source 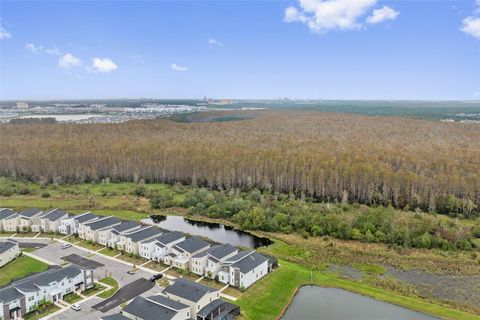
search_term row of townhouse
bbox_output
[0,208,71,233]
[1,208,272,289]
[102,278,240,320]
[0,265,94,320]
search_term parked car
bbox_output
[71,304,81,311]
[150,273,163,282]
[61,243,72,249]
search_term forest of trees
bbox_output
[148,187,480,251]
[0,111,479,216]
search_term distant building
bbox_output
[15,102,29,109]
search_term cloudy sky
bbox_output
[0,0,479,100]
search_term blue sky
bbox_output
[0,0,479,100]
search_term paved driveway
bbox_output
[62,253,104,269]
[93,278,156,312]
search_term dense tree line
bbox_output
[0,111,479,216]
[148,187,480,251]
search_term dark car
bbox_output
[150,273,163,282]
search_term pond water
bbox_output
[141,215,272,248]
[282,286,439,320]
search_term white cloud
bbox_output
[45,47,62,56]
[26,43,63,55]
[461,16,480,39]
[58,53,81,68]
[91,57,118,73]
[0,24,12,39]
[367,6,399,24]
[171,63,188,71]
[284,0,379,33]
[208,38,224,47]
[25,43,44,53]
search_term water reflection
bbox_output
[282,286,439,320]
[143,215,272,248]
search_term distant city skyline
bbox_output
[1,0,479,100]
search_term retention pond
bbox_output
[282,286,439,320]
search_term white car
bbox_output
[71,304,81,311]
[61,243,72,249]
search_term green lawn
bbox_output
[97,277,119,299]
[98,247,121,257]
[63,292,82,304]
[24,303,60,320]
[76,240,103,251]
[236,260,480,320]
[83,283,105,296]
[0,255,49,286]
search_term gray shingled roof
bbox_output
[154,231,185,245]
[174,236,210,254]
[0,209,17,219]
[231,251,268,274]
[0,287,24,304]
[225,250,252,263]
[101,314,130,320]
[18,208,43,218]
[123,296,179,320]
[74,212,98,223]
[208,244,238,260]
[86,216,121,231]
[146,295,189,310]
[197,299,239,318]
[43,209,68,221]
[128,226,163,242]
[12,265,83,292]
[163,278,217,303]
[0,240,17,254]
[112,221,140,233]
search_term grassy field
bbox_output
[236,260,480,320]
[97,277,119,299]
[0,255,49,286]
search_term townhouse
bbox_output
[117,226,163,255]
[222,251,269,289]
[0,265,94,320]
[0,239,20,267]
[162,278,239,319]
[121,295,191,320]
[166,237,211,270]
[191,244,238,277]
[139,231,185,261]
[79,216,122,243]
[38,209,70,233]
[58,211,99,235]
[17,208,43,232]
[0,209,19,233]
[99,220,141,247]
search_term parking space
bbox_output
[62,254,104,270]
[18,242,48,249]
[93,278,156,312]
[50,297,121,320]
